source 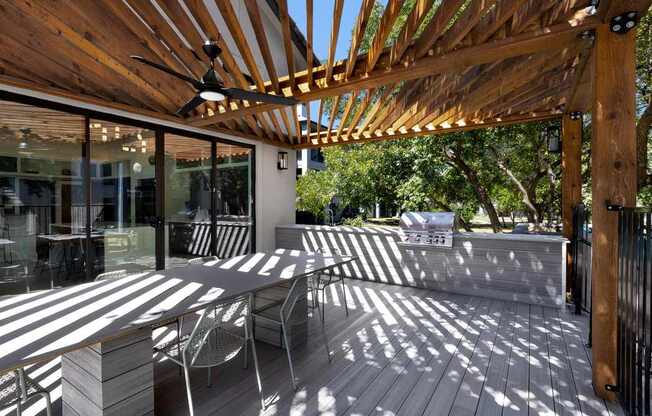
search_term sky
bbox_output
[286,1,387,126]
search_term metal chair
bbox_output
[309,249,349,323]
[187,255,220,265]
[155,294,264,415]
[94,269,128,282]
[252,275,331,390]
[0,368,52,416]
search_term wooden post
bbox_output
[561,114,583,294]
[591,23,637,400]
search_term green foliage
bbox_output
[343,216,366,227]
[296,170,335,221]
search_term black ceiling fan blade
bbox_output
[176,95,206,117]
[130,55,202,89]
[221,88,298,106]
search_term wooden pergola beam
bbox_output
[196,16,599,126]
[297,111,561,148]
[591,22,638,401]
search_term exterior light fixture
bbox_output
[542,125,561,153]
[122,146,130,152]
[102,134,108,142]
[611,12,638,34]
[277,151,288,170]
[199,90,225,101]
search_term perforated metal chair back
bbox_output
[183,297,248,368]
[94,269,128,282]
[0,368,52,415]
[187,256,220,265]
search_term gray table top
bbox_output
[0,249,355,373]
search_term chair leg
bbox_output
[315,299,332,363]
[183,366,195,416]
[248,316,265,410]
[207,367,212,388]
[340,278,349,317]
[281,322,298,390]
[176,320,182,377]
[38,391,52,416]
[320,287,326,324]
[243,319,249,369]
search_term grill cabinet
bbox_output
[399,212,455,248]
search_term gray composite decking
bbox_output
[3,280,622,416]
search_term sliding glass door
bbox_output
[163,134,213,268]
[89,119,157,277]
[0,95,255,294]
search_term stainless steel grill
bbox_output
[399,212,455,248]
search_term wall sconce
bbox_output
[277,151,288,170]
[542,125,561,153]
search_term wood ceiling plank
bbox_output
[104,0,197,80]
[244,0,280,92]
[390,0,437,66]
[204,15,598,123]
[306,0,314,87]
[345,0,376,79]
[10,0,180,112]
[335,92,358,141]
[326,0,345,82]
[316,99,324,142]
[355,86,396,138]
[276,0,296,91]
[344,89,375,141]
[325,95,341,142]
[412,0,467,59]
[435,0,499,53]
[122,0,205,79]
[183,0,269,140]
[215,0,266,91]
[366,0,406,73]
[468,0,528,45]
[300,112,560,147]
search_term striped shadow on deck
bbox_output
[1,281,622,416]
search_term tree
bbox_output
[296,170,335,221]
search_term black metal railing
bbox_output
[572,204,593,317]
[617,208,651,416]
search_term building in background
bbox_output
[296,104,325,177]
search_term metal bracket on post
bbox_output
[610,12,638,34]
[606,203,623,212]
[605,384,619,393]
[569,111,582,121]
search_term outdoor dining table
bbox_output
[0,249,355,416]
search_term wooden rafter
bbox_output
[0,0,635,149]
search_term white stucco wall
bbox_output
[254,143,296,251]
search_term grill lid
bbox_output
[399,212,455,232]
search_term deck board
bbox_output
[0,280,624,416]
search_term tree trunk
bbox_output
[490,150,542,230]
[445,151,502,233]
[637,101,652,188]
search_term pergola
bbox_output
[0,0,650,403]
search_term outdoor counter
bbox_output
[276,224,567,307]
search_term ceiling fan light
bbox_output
[199,90,225,101]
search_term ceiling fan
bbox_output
[131,40,298,117]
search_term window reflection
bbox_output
[0,100,85,295]
[89,120,156,276]
[164,135,212,268]
[215,143,253,258]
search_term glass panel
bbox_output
[164,134,212,268]
[0,99,85,295]
[89,119,156,277]
[216,143,253,258]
